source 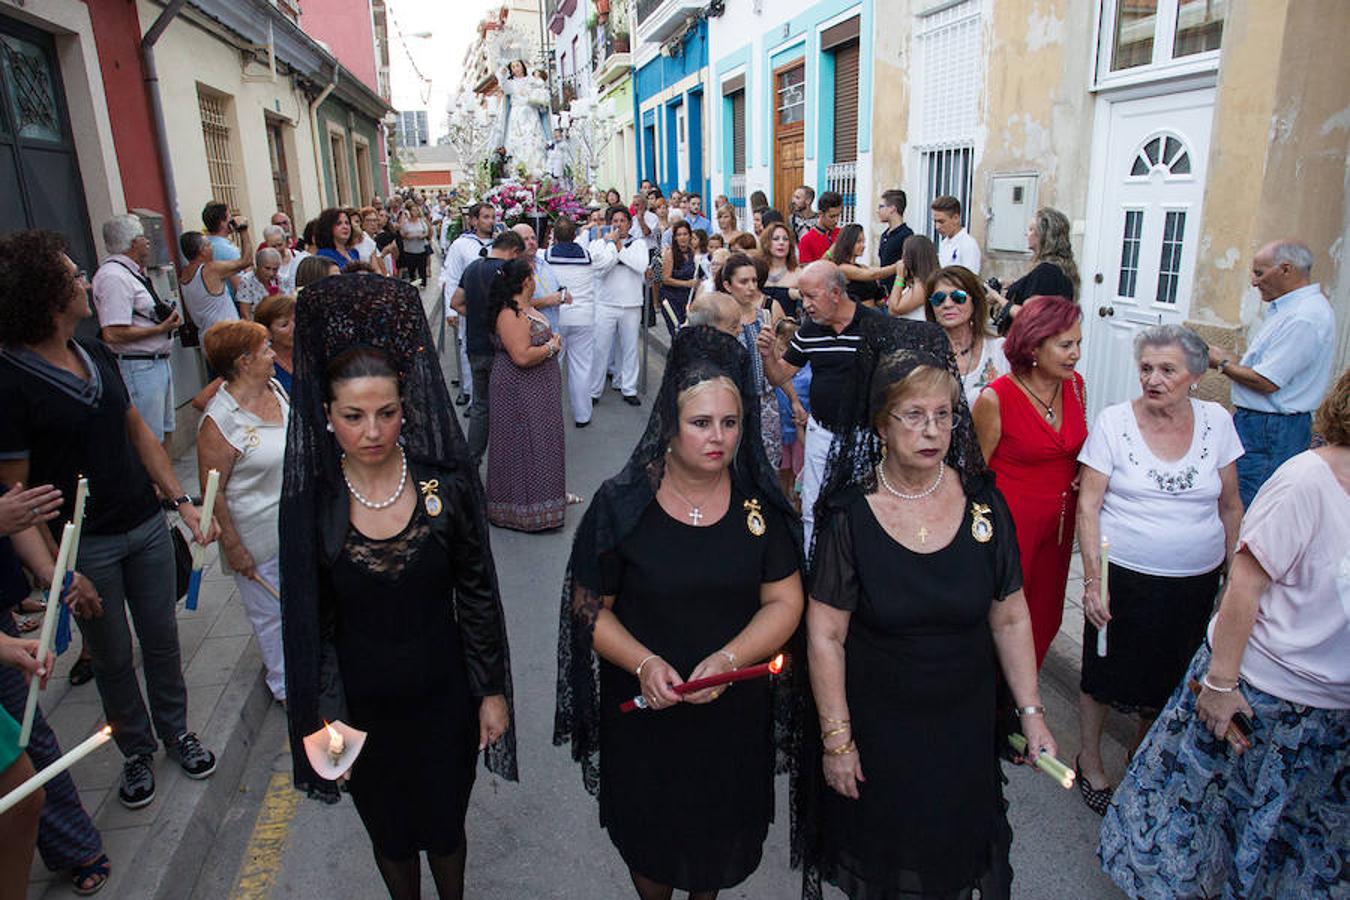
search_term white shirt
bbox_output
[90,254,174,355]
[939,228,982,274]
[638,211,662,253]
[588,237,649,309]
[1232,282,1336,414]
[440,232,493,319]
[354,234,379,263]
[543,243,597,328]
[1079,399,1243,577]
[961,336,1009,408]
[201,380,289,565]
[1214,450,1350,708]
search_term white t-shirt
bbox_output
[1214,451,1350,708]
[938,228,982,274]
[1078,399,1243,577]
[961,336,1008,408]
[355,234,379,263]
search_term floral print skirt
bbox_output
[1099,644,1349,900]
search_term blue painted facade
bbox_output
[632,18,710,200]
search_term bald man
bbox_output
[686,291,740,337]
[513,222,568,333]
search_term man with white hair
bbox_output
[236,247,281,320]
[91,214,182,450]
[1208,239,1336,505]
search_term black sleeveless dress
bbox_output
[597,487,798,891]
[333,508,479,860]
[811,484,1022,898]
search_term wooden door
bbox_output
[266,119,294,225]
[772,61,805,216]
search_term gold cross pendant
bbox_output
[917,526,929,544]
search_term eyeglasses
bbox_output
[889,410,960,431]
[74,269,88,283]
[928,290,969,306]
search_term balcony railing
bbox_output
[825,161,858,226]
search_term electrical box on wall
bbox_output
[986,174,1038,252]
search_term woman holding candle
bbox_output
[1099,368,1349,899]
[972,295,1087,667]
[801,316,1057,899]
[555,326,804,900]
[197,321,291,704]
[281,274,516,900]
[1073,325,1243,815]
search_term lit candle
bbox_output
[620,654,785,713]
[325,721,345,764]
[19,523,74,748]
[1007,733,1075,789]
[0,725,112,814]
[1097,538,1110,657]
[185,469,220,611]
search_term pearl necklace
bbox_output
[341,448,408,510]
[876,460,945,501]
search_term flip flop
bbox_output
[14,612,42,633]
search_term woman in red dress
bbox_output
[972,295,1086,666]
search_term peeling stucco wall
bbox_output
[867,3,913,223]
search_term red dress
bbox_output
[986,373,1087,666]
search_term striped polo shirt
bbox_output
[782,303,882,432]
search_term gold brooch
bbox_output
[744,498,766,537]
[970,502,993,543]
[419,479,442,517]
[243,426,261,448]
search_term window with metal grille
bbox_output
[729,89,745,174]
[832,39,859,164]
[1117,209,1143,298]
[1156,210,1186,304]
[197,89,238,213]
[912,0,981,237]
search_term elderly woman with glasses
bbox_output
[1072,325,1243,814]
[924,265,1009,407]
[197,321,290,704]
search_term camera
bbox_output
[985,277,1002,293]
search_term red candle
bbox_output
[620,654,785,713]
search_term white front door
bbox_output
[676,104,689,189]
[1083,88,1214,420]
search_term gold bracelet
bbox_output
[819,716,850,726]
[821,725,851,740]
[823,741,857,756]
[635,654,659,679]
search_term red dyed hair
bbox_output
[1003,295,1081,374]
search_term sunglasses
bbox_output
[928,289,969,306]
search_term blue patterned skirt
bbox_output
[1099,644,1349,899]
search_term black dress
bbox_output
[811,484,1022,898]
[332,508,479,861]
[999,262,1075,335]
[597,486,798,891]
[763,284,798,319]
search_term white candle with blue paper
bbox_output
[19,522,74,748]
[1096,538,1109,657]
[0,725,112,814]
[185,469,220,611]
[54,476,88,656]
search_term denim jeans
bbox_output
[1233,408,1312,507]
[466,353,495,464]
[118,356,174,440]
[75,513,187,758]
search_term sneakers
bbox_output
[166,732,217,780]
[118,754,155,809]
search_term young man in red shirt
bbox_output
[797,191,842,265]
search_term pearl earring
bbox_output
[326,422,335,433]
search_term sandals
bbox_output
[71,853,110,895]
[1076,755,1114,816]
[566,493,585,506]
[14,612,42,633]
[70,656,95,686]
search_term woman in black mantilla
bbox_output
[280,274,517,900]
[798,315,1060,899]
[555,326,805,900]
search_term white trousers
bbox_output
[592,305,640,398]
[233,555,285,701]
[559,322,596,424]
[800,415,835,550]
[456,321,473,400]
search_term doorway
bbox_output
[1083,88,1214,419]
[772,60,805,217]
[265,118,293,226]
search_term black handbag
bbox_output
[170,524,192,601]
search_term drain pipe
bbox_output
[141,0,189,255]
[310,64,340,206]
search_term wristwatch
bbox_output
[169,495,192,510]
[1217,358,1230,374]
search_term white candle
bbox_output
[66,477,88,573]
[1097,538,1110,657]
[326,722,345,763]
[0,725,112,815]
[19,523,74,747]
[190,469,221,572]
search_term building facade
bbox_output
[633,1,709,200]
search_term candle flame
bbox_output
[768,654,785,675]
[324,721,339,741]
[100,725,112,737]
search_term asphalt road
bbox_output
[190,311,1127,900]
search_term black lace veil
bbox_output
[280,273,517,792]
[553,325,806,807]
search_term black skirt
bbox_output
[1080,562,1222,715]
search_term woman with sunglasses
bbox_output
[924,266,1009,407]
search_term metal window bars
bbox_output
[197,91,239,214]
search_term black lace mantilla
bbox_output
[553,326,808,854]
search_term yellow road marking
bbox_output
[231,771,301,899]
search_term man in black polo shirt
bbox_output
[759,260,883,546]
[876,189,914,293]
[451,229,524,464]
